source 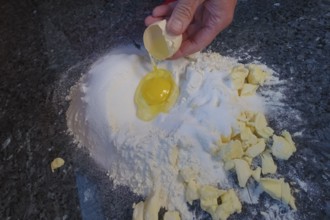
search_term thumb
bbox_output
[167,0,202,35]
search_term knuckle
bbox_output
[175,3,194,20]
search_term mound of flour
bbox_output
[66,46,290,219]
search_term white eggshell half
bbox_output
[143,19,182,60]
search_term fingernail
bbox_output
[168,19,183,35]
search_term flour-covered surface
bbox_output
[0,0,329,220]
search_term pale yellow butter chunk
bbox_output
[132,201,144,220]
[246,139,266,158]
[199,185,226,213]
[254,113,268,129]
[144,189,162,220]
[164,211,181,220]
[234,159,252,187]
[282,130,296,152]
[242,156,253,165]
[210,189,242,220]
[224,160,235,171]
[261,151,277,174]
[247,64,269,85]
[230,64,249,90]
[239,122,258,145]
[260,178,297,210]
[281,181,297,210]
[271,134,296,160]
[240,83,259,96]
[256,126,274,139]
[251,166,261,182]
[219,140,244,162]
[185,180,200,205]
[51,157,65,172]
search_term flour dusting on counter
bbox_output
[66,46,299,219]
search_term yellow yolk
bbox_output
[134,68,179,121]
[141,77,172,105]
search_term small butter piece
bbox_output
[51,157,65,172]
[224,160,235,171]
[132,201,144,220]
[260,178,297,210]
[144,189,162,220]
[234,159,252,187]
[256,126,274,139]
[281,130,296,152]
[251,166,262,182]
[247,64,268,85]
[199,185,226,213]
[245,139,266,158]
[254,113,268,129]
[230,65,249,90]
[211,189,242,220]
[239,123,258,145]
[240,83,259,96]
[185,180,200,205]
[164,211,181,220]
[271,134,295,160]
[261,151,277,174]
[219,140,244,162]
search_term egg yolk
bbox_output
[141,77,172,105]
[134,67,179,121]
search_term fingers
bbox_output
[152,4,172,17]
[144,16,164,26]
[167,0,204,35]
[171,25,217,59]
[144,4,174,26]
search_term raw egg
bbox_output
[134,68,179,121]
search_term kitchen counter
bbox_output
[1,0,329,219]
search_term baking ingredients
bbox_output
[134,67,179,121]
[50,157,65,172]
[260,178,297,210]
[271,131,296,160]
[66,46,298,219]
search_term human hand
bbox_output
[145,0,237,59]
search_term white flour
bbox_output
[66,46,296,219]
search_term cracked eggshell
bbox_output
[143,19,182,60]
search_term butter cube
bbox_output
[251,167,261,182]
[240,83,259,96]
[234,159,252,187]
[219,140,244,162]
[230,65,249,90]
[211,189,242,220]
[185,180,200,205]
[51,157,65,172]
[132,201,144,220]
[256,126,274,139]
[261,151,277,174]
[271,134,295,160]
[259,178,297,210]
[144,189,162,220]
[247,64,268,85]
[164,211,181,220]
[245,139,266,158]
[239,123,258,145]
[199,185,226,213]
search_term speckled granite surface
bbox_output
[0,0,329,219]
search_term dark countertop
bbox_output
[0,0,329,219]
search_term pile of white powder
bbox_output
[66,46,297,219]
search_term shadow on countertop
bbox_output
[0,0,329,219]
